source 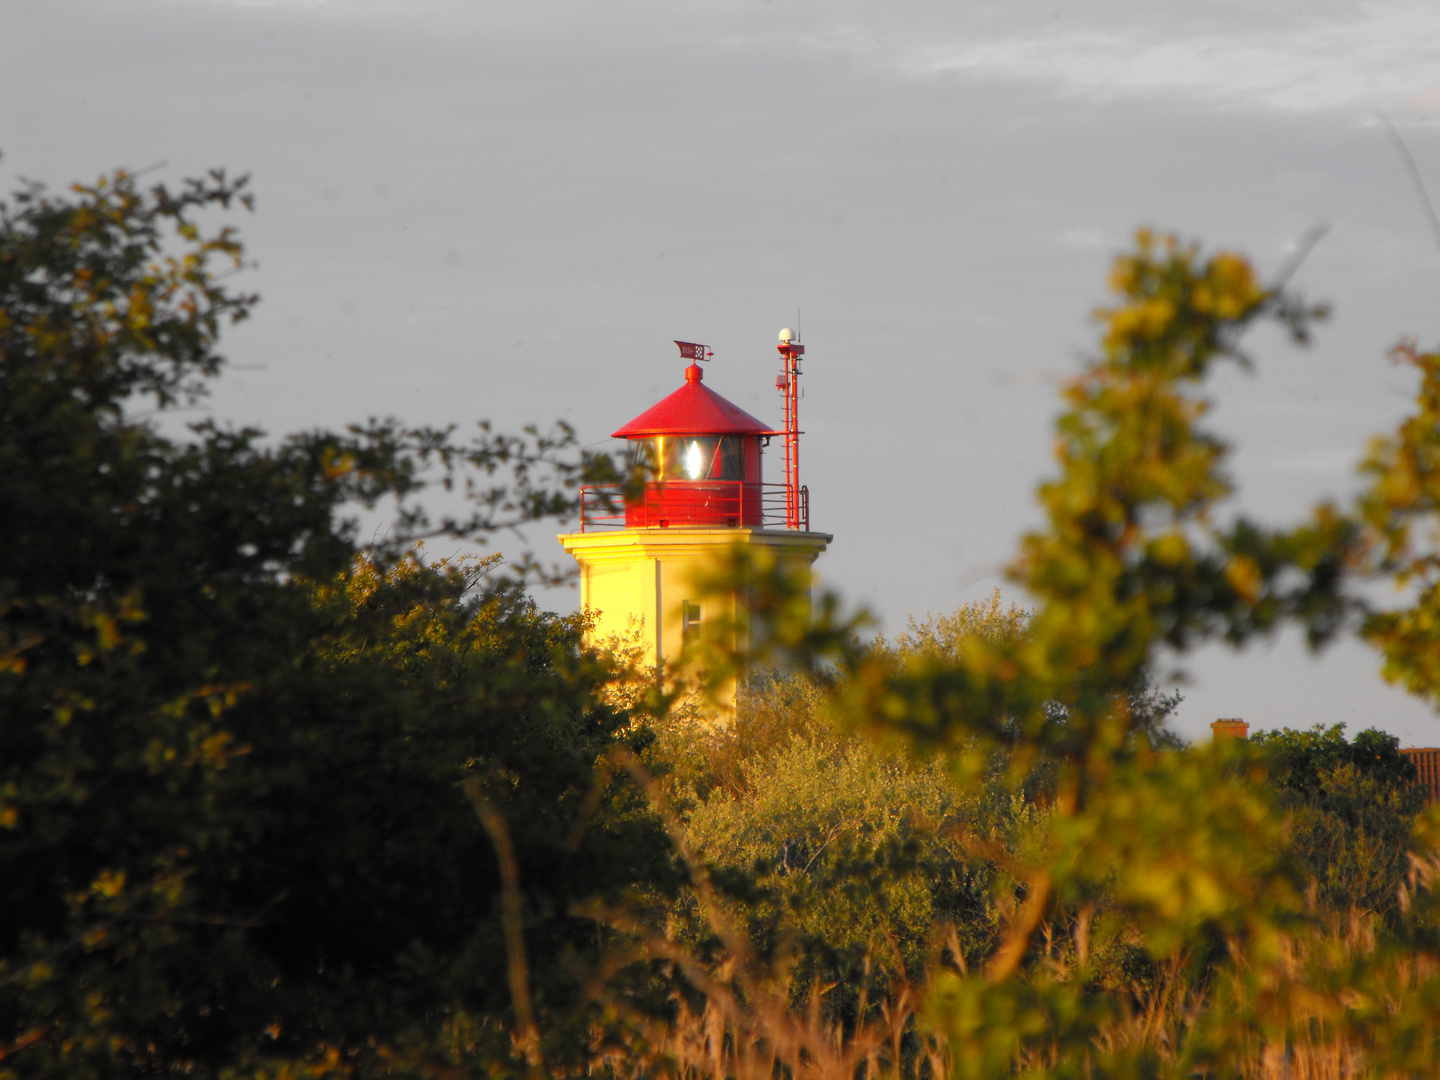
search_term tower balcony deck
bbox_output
[579,481,808,532]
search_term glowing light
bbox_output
[684,441,704,479]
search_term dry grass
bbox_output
[578,749,948,1080]
[588,960,944,1080]
[1079,888,1439,1080]
[473,753,1440,1079]
[583,891,1437,1079]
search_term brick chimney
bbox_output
[1211,718,1249,741]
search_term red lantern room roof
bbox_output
[611,363,772,438]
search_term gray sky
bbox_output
[6,0,1440,743]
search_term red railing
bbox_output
[758,483,808,532]
[579,482,808,532]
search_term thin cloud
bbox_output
[791,4,1440,117]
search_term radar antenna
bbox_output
[776,328,807,531]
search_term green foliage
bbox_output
[649,671,835,803]
[0,168,661,1078]
[1250,723,1418,797]
[855,234,1440,1075]
[688,736,969,970]
[1250,725,1423,918]
[664,230,1440,1077]
[861,235,1343,766]
[677,680,1038,980]
[890,589,1033,659]
[1357,342,1440,706]
[11,159,1440,1080]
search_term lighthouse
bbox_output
[558,331,832,712]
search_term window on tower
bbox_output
[629,435,744,481]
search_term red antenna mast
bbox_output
[776,328,807,530]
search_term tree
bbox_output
[674,671,1040,1010]
[0,167,660,1078]
[841,235,1440,1076]
[13,162,1440,1079]
[1249,724,1423,916]
[647,232,1440,1077]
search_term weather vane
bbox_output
[673,340,712,362]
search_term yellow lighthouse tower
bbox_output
[558,332,831,712]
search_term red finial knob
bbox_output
[685,363,703,383]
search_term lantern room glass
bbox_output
[629,435,744,481]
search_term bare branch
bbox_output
[1378,110,1440,264]
[461,778,546,1074]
